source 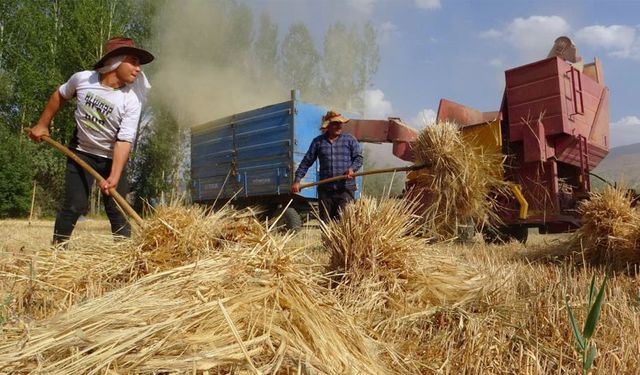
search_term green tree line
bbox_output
[0,0,383,218]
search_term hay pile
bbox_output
[571,185,640,269]
[0,204,267,320]
[0,234,395,374]
[408,121,507,240]
[135,204,266,272]
[324,197,491,307]
[322,196,499,370]
[6,207,640,373]
[0,197,501,373]
[0,237,135,320]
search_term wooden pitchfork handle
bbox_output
[34,133,144,227]
[298,163,430,190]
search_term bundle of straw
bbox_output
[0,204,267,321]
[408,121,507,240]
[135,204,265,272]
[0,233,396,374]
[321,196,496,368]
[0,237,136,320]
[571,185,640,268]
[323,196,495,308]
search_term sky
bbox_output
[250,0,640,148]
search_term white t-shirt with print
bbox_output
[59,71,142,159]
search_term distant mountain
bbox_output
[604,143,640,158]
[593,143,640,188]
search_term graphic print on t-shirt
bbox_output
[81,92,115,131]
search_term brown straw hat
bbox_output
[320,110,350,130]
[94,37,155,69]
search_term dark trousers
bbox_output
[318,188,355,222]
[53,150,131,243]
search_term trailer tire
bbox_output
[273,207,302,232]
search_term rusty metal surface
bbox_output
[342,118,418,162]
[505,56,609,154]
[436,99,499,126]
[342,119,390,142]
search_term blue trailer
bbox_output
[190,91,361,229]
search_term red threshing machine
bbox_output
[342,37,610,243]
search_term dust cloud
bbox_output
[150,1,288,127]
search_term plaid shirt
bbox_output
[294,133,363,190]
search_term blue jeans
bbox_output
[53,150,130,243]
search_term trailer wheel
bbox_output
[482,226,528,244]
[272,207,302,232]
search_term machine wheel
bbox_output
[272,207,302,232]
[482,226,528,244]
[509,226,529,244]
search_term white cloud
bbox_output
[506,16,571,59]
[575,25,635,50]
[481,16,571,60]
[379,21,399,44]
[415,0,441,10]
[483,18,640,61]
[611,42,640,60]
[408,108,437,129]
[575,25,640,60]
[611,116,640,147]
[347,0,377,15]
[363,89,393,119]
[613,116,640,127]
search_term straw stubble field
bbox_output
[1,123,638,374]
[1,209,639,374]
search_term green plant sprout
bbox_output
[565,275,607,374]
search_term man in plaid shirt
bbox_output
[292,110,363,222]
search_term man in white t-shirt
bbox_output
[28,37,154,244]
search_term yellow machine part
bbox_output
[509,184,529,219]
[459,118,503,155]
[459,120,529,219]
[460,118,505,181]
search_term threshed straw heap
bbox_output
[0,236,134,320]
[569,184,640,269]
[408,121,508,240]
[0,204,266,321]
[0,195,506,373]
[322,196,500,371]
[136,203,266,272]
[0,234,395,374]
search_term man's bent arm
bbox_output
[29,89,68,141]
[294,140,319,182]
